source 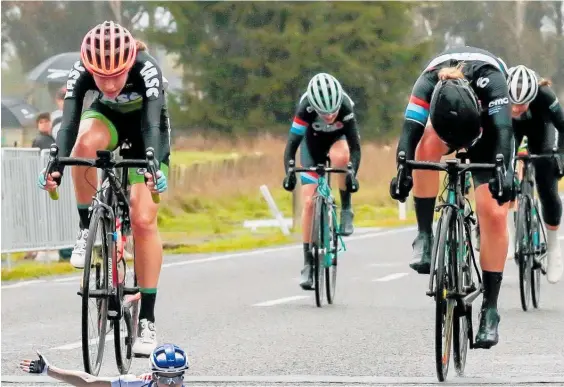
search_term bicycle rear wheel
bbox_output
[326,205,338,304]
[531,200,542,309]
[81,207,110,375]
[434,207,456,382]
[311,196,325,308]
[516,196,532,311]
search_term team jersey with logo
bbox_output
[397,45,514,170]
[56,50,168,164]
[512,83,564,149]
[284,92,361,173]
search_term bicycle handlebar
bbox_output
[395,151,506,200]
[515,149,564,179]
[44,144,161,204]
[286,159,353,176]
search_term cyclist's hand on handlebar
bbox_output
[145,170,168,194]
[389,174,413,202]
[283,172,297,192]
[345,172,359,193]
[37,169,61,192]
[488,171,514,205]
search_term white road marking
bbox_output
[252,296,309,307]
[1,280,46,289]
[53,277,80,282]
[372,272,409,282]
[52,335,112,351]
[2,226,418,290]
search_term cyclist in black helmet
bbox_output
[390,46,515,349]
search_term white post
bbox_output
[259,185,290,236]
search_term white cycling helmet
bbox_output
[507,65,539,105]
[306,73,344,115]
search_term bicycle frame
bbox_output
[291,160,351,266]
[395,151,504,307]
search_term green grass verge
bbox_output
[2,186,416,281]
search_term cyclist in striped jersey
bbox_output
[390,46,514,348]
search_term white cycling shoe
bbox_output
[132,319,158,357]
[70,229,89,269]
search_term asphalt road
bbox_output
[2,226,564,386]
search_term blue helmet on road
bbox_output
[150,343,189,374]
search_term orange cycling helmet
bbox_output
[81,21,137,77]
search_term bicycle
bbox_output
[512,148,561,311]
[43,144,160,375]
[394,150,504,382]
[286,159,351,307]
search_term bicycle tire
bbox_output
[326,204,338,304]
[531,200,542,309]
[517,195,532,311]
[453,216,470,376]
[81,207,110,376]
[311,195,325,308]
[434,207,455,382]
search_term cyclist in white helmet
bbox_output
[505,64,564,283]
[282,72,361,290]
[20,343,189,386]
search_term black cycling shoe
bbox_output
[474,306,500,349]
[339,209,355,236]
[299,265,314,290]
[409,232,433,274]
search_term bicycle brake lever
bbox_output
[45,144,60,200]
[145,147,160,204]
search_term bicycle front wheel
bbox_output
[434,207,456,382]
[311,196,326,308]
[453,218,471,376]
[326,206,338,304]
[81,207,110,375]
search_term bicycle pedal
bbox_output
[425,290,434,297]
[133,353,151,359]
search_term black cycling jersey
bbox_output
[397,46,514,173]
[56,50,168,165]
[512,83,564,226]
[283,92,361,174]
[513,83,564,150]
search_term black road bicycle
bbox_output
[512,149,561,311]
[395,150,504,382]
[287,159,351,307]
[44,144,160,375]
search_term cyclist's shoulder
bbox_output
[64,60,95,99]
[131,50,162,74]
[295,92,314,119]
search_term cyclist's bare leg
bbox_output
[69,118,111,268]
[474,183,509,348]
[410,124,449,273]
[300,182,317,289]
[130,182,162,354]
[328,139,354,235]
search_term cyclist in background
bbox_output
[390,46,514,348]
[37,21,170,356]
[282,73,361,290]
[20,343,189,386]
[505,64,564,284]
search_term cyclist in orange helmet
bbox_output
[38,21,171,356]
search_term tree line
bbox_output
[3,1,563,139]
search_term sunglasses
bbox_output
[153,372,184,386]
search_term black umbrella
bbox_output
[27,52,81,85]
[1,98,39,128]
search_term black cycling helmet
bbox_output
[430,78,482,150]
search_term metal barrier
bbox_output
[1,147,81,253]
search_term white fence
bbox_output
[1,147,81,253]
